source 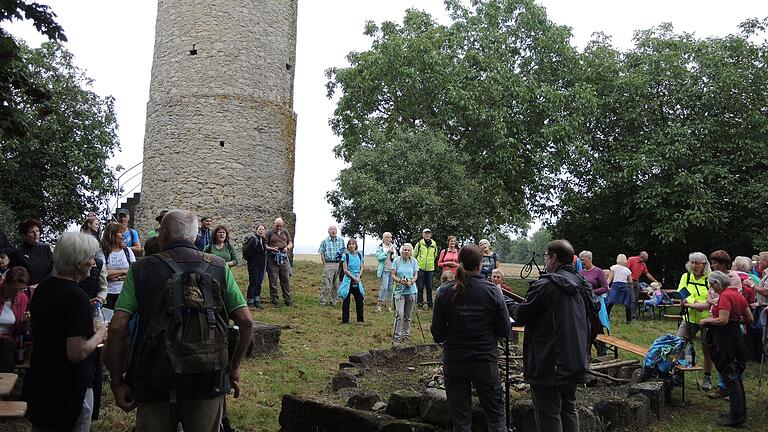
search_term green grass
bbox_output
[5,263,768,431]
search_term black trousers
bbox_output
[246,259,267,303]
[606,303,632,324]
[342,283,364,323]
[444,360,507,432]
[0,339,16,373]
[530,383,579,432]
[417,270,434,307]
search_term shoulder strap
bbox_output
[123,247,131,263]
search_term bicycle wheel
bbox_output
[520,262,533,279]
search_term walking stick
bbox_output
[413,306,426,343]
[759,310,767,397]
[505,334,511,430]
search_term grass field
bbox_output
[4,257,766,431]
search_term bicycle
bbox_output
[520,252,543,279]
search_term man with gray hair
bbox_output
[318,225,344,306]
[106,209,252,432]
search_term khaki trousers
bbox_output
[135,396,224,432]
[321,262,340,305]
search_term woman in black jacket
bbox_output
[244,224,268,308]
[431,245,511,432]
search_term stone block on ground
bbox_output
[379,420,438,432]
[628,381,665,419]
[278,394,380,432]
[594,398,631,431]
[509,399,536,432]
[339,361,361,370]
[578,406,603,432]
[349,351,372,367]
[414,343,440,353]
[246,321,281,357]
[617,365,639,380]
[341,366,364,377]
[369,348,397,365]
[348,389,381,411]
[393,345,417,355]
[332,370,358,391]
[419,388,450,426]
[628,394,651,426]
[372,401,387,412]
[386,390,422,418]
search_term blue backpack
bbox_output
[643,334,685,374]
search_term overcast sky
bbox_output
[8,1,768,253]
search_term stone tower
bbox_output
[135,0,298,242]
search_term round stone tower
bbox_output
[135,0,298,243]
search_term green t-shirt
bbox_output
[204,243,239,266]
[115,264,246,315]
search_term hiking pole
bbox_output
[413,305,426,343]
[759,318,767,397]
[505,335,511,430]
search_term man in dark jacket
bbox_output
[509,239,589,432]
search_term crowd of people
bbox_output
[2,209,768,431]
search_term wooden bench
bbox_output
[595,334,648,359]
[0,401,27,418]
[0,373,18,399]
[674,364,704,402]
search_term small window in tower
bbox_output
[286,63,292,70]
[190,44,198,55]
[219,141,225,147]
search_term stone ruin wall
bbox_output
[135,0,298,243]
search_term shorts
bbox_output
[677,320,708,341]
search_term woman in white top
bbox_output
[606,254,634,324]
[96,223,135,310]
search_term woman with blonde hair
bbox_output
[606,254,634,324]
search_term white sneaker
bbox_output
[375,304,382,313]
[703,375,712,391]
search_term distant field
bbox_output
[293,254,541,280]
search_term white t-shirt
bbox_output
[0,300,15,335]
[610,264,632,284]
[97,248,136,294]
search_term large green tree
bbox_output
[552,20,768,282]
[1,41,120,233]
[326,0,591,242]
[1,0,66,139]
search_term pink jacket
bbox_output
[0,287,29,341]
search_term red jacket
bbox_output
[0,286,29,341]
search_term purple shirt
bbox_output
[580,266,609,295]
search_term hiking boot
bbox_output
[702,375,712,391]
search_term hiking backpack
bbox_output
[136,252,229,402]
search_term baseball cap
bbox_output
[422,228,431,233]
[155,209,170,222]
[117,208,129,216]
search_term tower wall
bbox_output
[136,0,298,242]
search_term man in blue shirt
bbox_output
[117,209,142,256]
[195,216,213,251]
[318,225,345,306]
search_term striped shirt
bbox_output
[319,236,345,262]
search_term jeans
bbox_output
[342,282,364,323]
[377,271,393,303]
[246,259,266,304]
[416,270,434,307]
[393,294,416,340]
[721,364,747,423]
[530,384,579,432]
[444,361,507,432]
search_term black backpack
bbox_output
[338,252,363,282]
[136,252,229,402]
